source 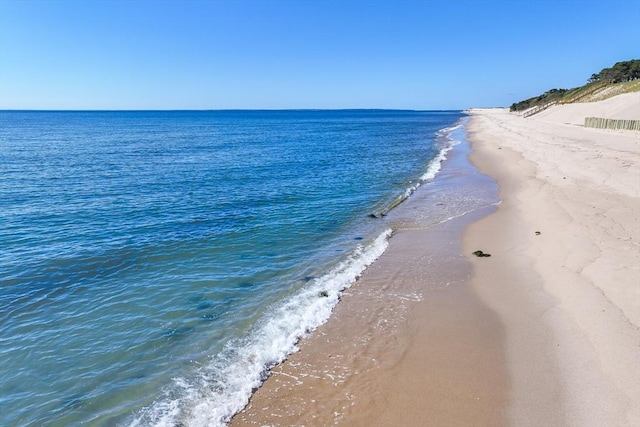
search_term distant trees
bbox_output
[509,88,569,112]
[509,59,639,112]
[587,60,640,83]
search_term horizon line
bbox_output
[0,108,468,113]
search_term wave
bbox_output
[128,229,392,427]
[370,120,465,218]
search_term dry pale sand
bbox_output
[533,91,640,124]
[230,94,640,426]
[465,99,639,426]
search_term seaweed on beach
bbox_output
[472,250,491,257]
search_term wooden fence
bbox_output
[584,117,640,131]
[523,101,556,117]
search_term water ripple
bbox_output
[0,110,464,426]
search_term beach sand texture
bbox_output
[231,93,640,426]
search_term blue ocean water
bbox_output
[1,110,465,426]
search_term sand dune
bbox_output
[534,91,640,124]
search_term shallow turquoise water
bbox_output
[1,110,469,426]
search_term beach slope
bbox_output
[231,94,639,426]
[465,94,639,425]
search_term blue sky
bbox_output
[0,0,638,110]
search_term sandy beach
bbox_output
[231,93,640,426]
[465,96,639,426]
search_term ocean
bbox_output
[0,110,487,426]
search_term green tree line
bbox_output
[588,60,640,83]
[510,59,639,112]
[509,88,569,113]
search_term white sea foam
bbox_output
[129,229,392,427]
[422,121,464,182]
[398,121,465,205]
[370,120,466,219]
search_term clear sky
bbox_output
[0,0,638,110]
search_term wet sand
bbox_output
[231,212,510,427]
[231,95,639,426]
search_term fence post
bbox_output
[585,117,640,131]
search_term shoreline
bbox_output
[230,120,508,426]
[230,207,510,427]
[230,97,640,426]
